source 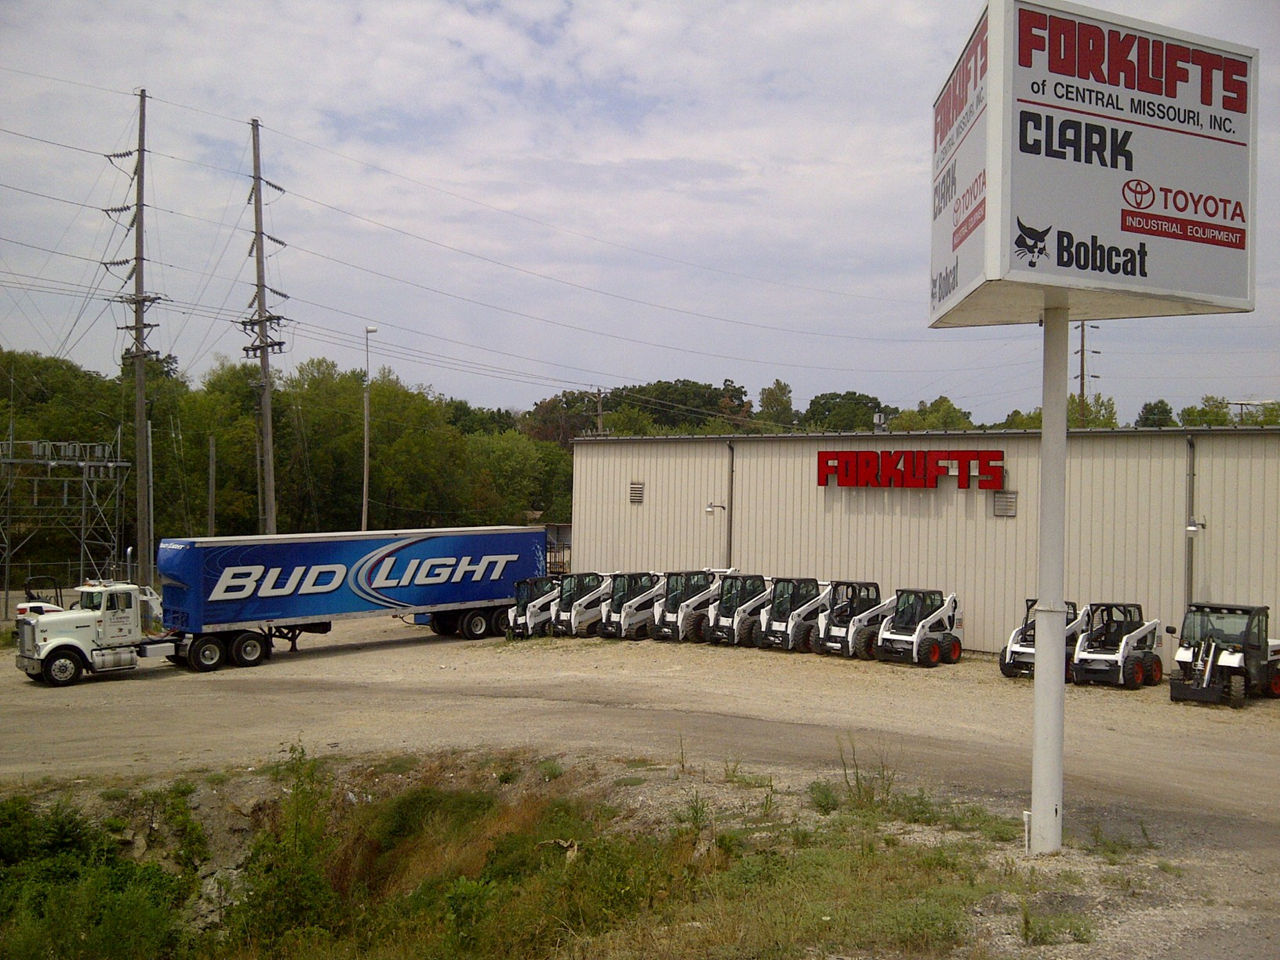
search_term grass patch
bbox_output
[1021,901,1096,944]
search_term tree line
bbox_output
[3,348,1274,578]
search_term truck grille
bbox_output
[17,620,37,658]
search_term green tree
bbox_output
[990,408,1042,430]
[801,391,894,432]
[1179,395,1231,427]
[1067,393,1118,428]
[888,396,973,432]
[1135,399,1176,428]
[603,404,657,436]
[756,379,797,431]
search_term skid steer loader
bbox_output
[706,573,771,646]
[509,575,560,638]
[874,589,963,667]
[597,572,665,639]
[999,599,1088,679]
[758,577,828,652]
[654,569,726,642]
[550,572,611,637]
[1169,603,1280,708]
[1069,602,1162,688]
[815,581,894,658]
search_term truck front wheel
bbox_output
[42,649,84,687]
[188,636,225,672]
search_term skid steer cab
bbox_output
[758,577,827,652]
[874,589,963,667]
[550,572,610,637]
[815,581,894,658]
[654,569,727,642]
[509,575,560,638]
[1000,599,1088,680]
[1070,603,1161,688]
[707,574,771,646]
[1169,603,1280,708]
[597,572,665,639]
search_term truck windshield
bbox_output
[77,590,104,611]
[1180,609,1252,647]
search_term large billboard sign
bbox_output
[931,0,1256,328]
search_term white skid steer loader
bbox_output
[874,589,963,667]
[1070,602,1162,688]
[815,581,894,658]
[999,599,1088,680]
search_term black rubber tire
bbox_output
[691,613,709,643]
[917,637,941,668]
[939,635,962,664]
[487,608,510,637]
[998,647,1020,677]
[460,610,489,641]
[188,636,225,673]
[41,649,84,687]
[739,618,761,648]
[1141,651,1162,686]
[1226,673,1247,708]
[1122,654,1144,689]
[1263,665,1280,699]
[230,631,268,667]
[1072,663,1090,685]
[799,623,817,654]
[853,627,875,661]
[430,612,460,636]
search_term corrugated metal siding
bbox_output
[573,431,1280,653]
[1192,433,1280,608]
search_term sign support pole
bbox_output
[1031,297,1069,854]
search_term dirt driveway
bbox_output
[4,620,1279,956]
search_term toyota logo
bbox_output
[1122,179,1155,209]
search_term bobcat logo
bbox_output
[1014,218,1051,268]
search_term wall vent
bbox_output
[992,490,1017,517]
[629,481,645,504]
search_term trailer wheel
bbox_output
[940,635,962,664]
[1122,655,1144,689]
[1141,652,1163,685]
[917,637,941,667]
[460,610,489,641]
[188,636,225,673]
[998,647,1019,677]
[41,649,84,687]
[231,632,267,668]
[431,612,461,636]
[1263,666,1280,698]
[487,608,510,637]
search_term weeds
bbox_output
[808,779,841,815]
[1021,900,1095,944]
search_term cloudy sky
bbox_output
[2,0,1275,426]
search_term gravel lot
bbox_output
[4,619,1279,957]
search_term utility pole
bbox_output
[1074,322,1100,410]
[242,118,284,534]
[122,89,158,587]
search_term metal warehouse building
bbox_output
[571,428,1280,657]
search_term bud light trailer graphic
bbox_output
[157,527,545,632]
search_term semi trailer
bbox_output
[15,526,544,687]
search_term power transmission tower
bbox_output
[119,89,159,587]
[241,118,286,534]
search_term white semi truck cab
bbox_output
[15,581,166,686]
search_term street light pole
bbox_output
[362,326,378,531]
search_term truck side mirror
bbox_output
[1165,625,1176,635]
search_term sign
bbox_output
[817,450,1005,490]
[931,0,1256,328]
